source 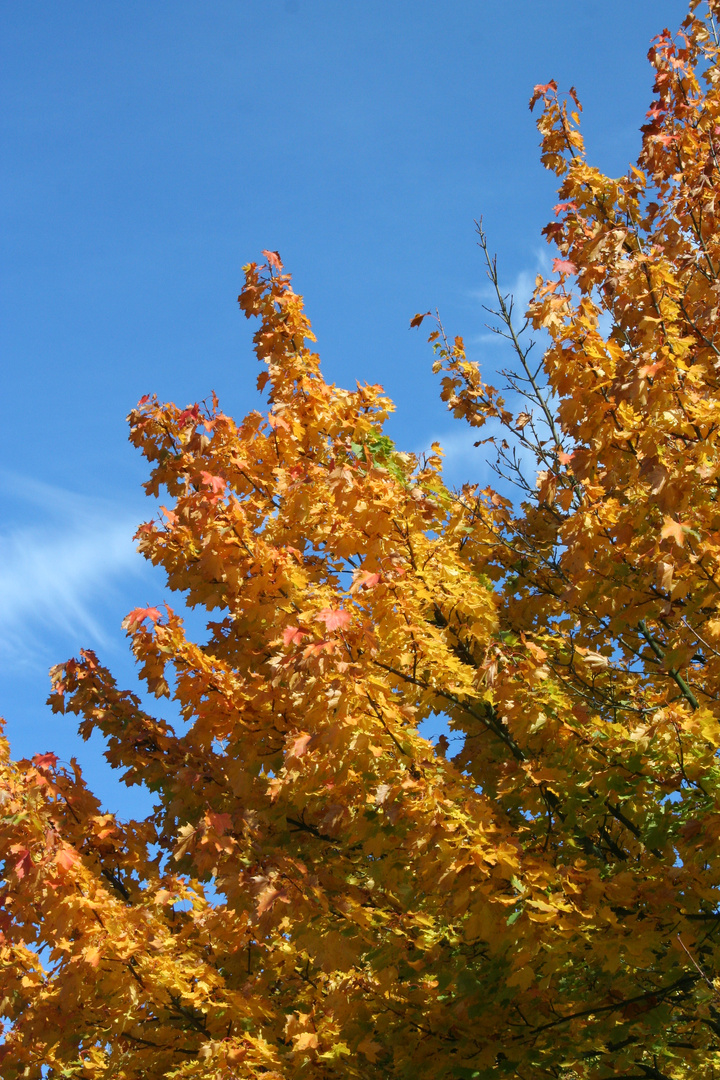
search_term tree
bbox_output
[3,2,720,1077]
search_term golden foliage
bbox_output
[3,3,720,1077]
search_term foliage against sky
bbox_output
[1,2,676,788]
[3,1,720,1078]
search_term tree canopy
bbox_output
[3,2,720,1077]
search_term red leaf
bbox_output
[351,570,381,593]
[529,79,557,110]
[125,607,162,630]
[553,258,577,275]
[303,639,335,657]
[33,752,58,771]
[261,249,284,272]
[316,608,351,631]
[177,404,200,427]
[410,311,431,329]
[14,849,32,880]
[283,626,308,646]
[206,812,233,836]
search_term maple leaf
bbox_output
[350,569,381,592]
[160,505,178,526]
[32,752,58,770]
[256,885,286,917]
[55,847,78,873]
[82,945,102,968]
[173,823,197,861]
[524,640,548,662]
[206,811,233,835]
[267,412,290,432]
[13,848,32,880]
[153,889,175,906]
[283,625,308,646]
[200,470,226,495]
[293,1032,319,1051]
[657,560,674,593]
[661,516,687,547]
[410,311,432,328]
[552,257,577,275]
[529,79,557,110]
[358,1036,386,1062]
[177,404,200,427]
[289,733,313,758]
[261,249,284,271]
[315,608,351,631]
[124,606,162,630]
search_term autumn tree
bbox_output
[4,1,720,1077]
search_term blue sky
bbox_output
[1,0,683,811]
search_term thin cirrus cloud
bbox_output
[0,473,148,667]
[419,255,555,494]
[467,250,551,347]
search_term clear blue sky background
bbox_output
[1,0,683,814]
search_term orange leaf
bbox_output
[293,1032,319,1051]
[55,847,78,873]
[200,471,226,495]
[256,885,285,917]
[289,733,313,758]
[358,1037,383,1063]
[82,945,102,968]
[661,517,686,547]
[268,412,290,432]
[160,505,178,526]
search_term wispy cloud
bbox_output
[0,474,147,666]
[415,428,491,489]
[417,252,563,496]
[421,251,559,498]
[417,424,542,505]
[467,250,551,346]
